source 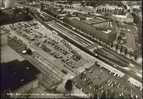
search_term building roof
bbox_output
[1,60,40,92]
[64,17,117,43]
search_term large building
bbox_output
[63,16,117,43]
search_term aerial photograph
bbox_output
[0,0,142,99]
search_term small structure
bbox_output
[112,13,134,23]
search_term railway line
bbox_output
[27,8,142,82]
[48,21,94,47]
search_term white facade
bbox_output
[100,63,125,77]
[97,4,123,10]
[128,77,142,90]
[112,14,133,23]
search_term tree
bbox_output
[110,42,114,48]
[40,3,44,11]
[14,8,20,17]
[26,48,32,55]
[101,91,106,99]
[68,1,72,5]
[131,13,140,24]
[81,2,85,7]
[115,44,119,50]
[92,93,98,99]
[0,10,2,14]
[124,48,128,55]
[64,79,73,92]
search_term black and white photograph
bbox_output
[0,0,142,99]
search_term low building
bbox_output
[112,13,134,23]
[1,60,41,98]
[95,4,126,15]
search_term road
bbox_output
[6,3,142,89]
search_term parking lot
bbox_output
[5,20,89,70]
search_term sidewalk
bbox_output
[1,45,24,63]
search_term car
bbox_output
[116,74,120,78]
[110,83,114,87]
[107,80,110,83]
[108,82,112,86]
[117,84,120,88]
[114,73,117,76]
[72,27,76,30]
[113,64,118,67]
[22,50,27,54]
